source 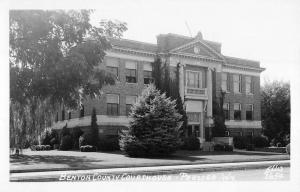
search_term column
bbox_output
[179,63,185,101]
[207,67,213,124]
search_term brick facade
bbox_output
[53,32,265,138]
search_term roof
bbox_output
[224,56,260,68]
[108,34,261,69]
[108,38,157,53]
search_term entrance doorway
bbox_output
[187,125,200,137]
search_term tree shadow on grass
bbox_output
[10,154,103,169]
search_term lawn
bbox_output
[10,149,289,173]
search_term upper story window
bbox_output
[187,71,202,88]
[233,103,241,120]
[143,63,153,84]
[222,73,230,92]
[125,61,137,83]
[245,76,254,94]
[126,95,137,116]
[233,74,242,93]
[106,94,119,116]
[223,103,230,120]
[106,57,119,79]
[246,104,253,120]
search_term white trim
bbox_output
[52,115,132,129]
[223,66,263,76]
[169,39,225,61]
[169,56,222,72]
[106,51,154,63]
[225,120,262,129]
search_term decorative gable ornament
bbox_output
[194,46,200,54]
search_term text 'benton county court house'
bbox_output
[52,31,265,141]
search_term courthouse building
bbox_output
[52,32,265,141]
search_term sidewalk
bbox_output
[10,160,290,182]
[10,149,289,173]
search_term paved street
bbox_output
[10,160,290,182]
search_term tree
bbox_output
[152,57,163,91]
[152,58,187,137]
[119,85,182,157]
[212,90,227,137]
[261,80,290,145]
[9,10,127,149]
[90,108,99,147]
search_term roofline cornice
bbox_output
[111,46,157,57]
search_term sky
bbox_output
[90,0,300,85]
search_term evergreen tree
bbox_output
[163,61,170,96]
[212,89,227,137]
[119,85,182,157]
[152,57,163,91]
[90,108,99,147]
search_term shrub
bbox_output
[30,145,52,151]
[224,144,233,152]
[214,144,224,151]
[80,145,97,152]
[50,137,58,147]
[181,136,200,150]
[246,144,255,151]
[213,143,233,152]
[72,127,83,149]
[41,129,51,145]
[59,135,73,150]
[233,136,251,149]
[79,135,86,148]
[98,136,119,151]
[120,85,182,157]
[252,136,269,148]
[90,108,99,146]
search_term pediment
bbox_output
[169,40,224,60]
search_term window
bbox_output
[234,103,241,120]
[62,108,65,121]
[106,58,119,78]
[143,63,153,84]
[223,103,230,120]
[246,104,253,120]
[245,76,254,94]
[79,104,84,118]
[187,71,202,88]
[107,94,119,116]
[187,112,200,122]
[68,111,71,120]
[126,95,137,116]
[222,73,230,92]
[233,74,242,93]
[125,61,137,83]
[107,66,118,78]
